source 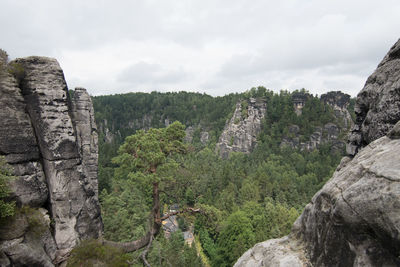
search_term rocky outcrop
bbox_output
[347,39,400,155]
[235,39,400,267]
[281,91,352,152]
[0,57,102,266]
[321,91,354,130]
[216,98,266,158]
[292,92,310,116]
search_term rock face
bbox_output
[347,39,400,155]
[321,91,354,130]
[235,39,400,267]
[216,98,266,158]
[0,57,102,266]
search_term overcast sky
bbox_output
[1,0,399,97]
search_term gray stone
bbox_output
[347,38,400,155]
[387,120,400,139]
[234,237,309,267]
[216,98,266,158]
[70,87,100,197]
[0,57,103,265]
[0,71,40,163]
[200,131,209,145]
[3,242,54,267]
[9,162,48,207]
[185,126,194,143]
[14,56,79,161]
[0,251,10,267]
[0,213,28,241]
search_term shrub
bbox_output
[67,239,130,267]
[7,62,25,85]
[0,156,15,220]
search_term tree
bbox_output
[103,121,199,266]
[0,156,15,220]
[214,210,255,267]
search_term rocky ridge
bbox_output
[0,57,102,266]
[216,98,267,158]
[235,39,400,267]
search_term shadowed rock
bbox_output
[0,57,102,266]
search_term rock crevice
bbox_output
[0,57,102,266]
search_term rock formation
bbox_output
[321,91,354,130]
[0,57,102,266]
[216,98,267,158]
[281,91,352,152]
[347,39,400,155]
[292,92,310,116]
[235,39,400,267]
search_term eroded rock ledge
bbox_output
[0,57,102,266]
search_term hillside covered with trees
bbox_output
[87,87,354,266]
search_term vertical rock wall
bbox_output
[0,57,102,266]
[347,39,400,155]
[216,98,267,158]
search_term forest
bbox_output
[69,87,352,266]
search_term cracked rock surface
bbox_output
[216,98,266,158]
[0,57,102,266]
[347,38,400,155]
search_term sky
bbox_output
[1,0,399,97]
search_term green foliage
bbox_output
[93,91,242,192]
[0,156,15,220]
[240,100,248,118]
[145,232,203,267]
[67,239,130,267]
[214,211,255,267]
[100,182,149,242]
[96,88,346,267]
[7,62,25,85]
[13,206,48,238]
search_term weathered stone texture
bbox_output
[234,237,309,267]
[70,87,100,197]
[216,98,266,158]
[0,57,102,266]
[347,38,400,155]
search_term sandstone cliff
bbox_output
[216,98,267,158]
[0,57,102,266]
[235,39,400,267]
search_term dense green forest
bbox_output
[83,87,351,266]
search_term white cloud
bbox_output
[1,0,399,96]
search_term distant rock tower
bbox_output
[291,92,309,116]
